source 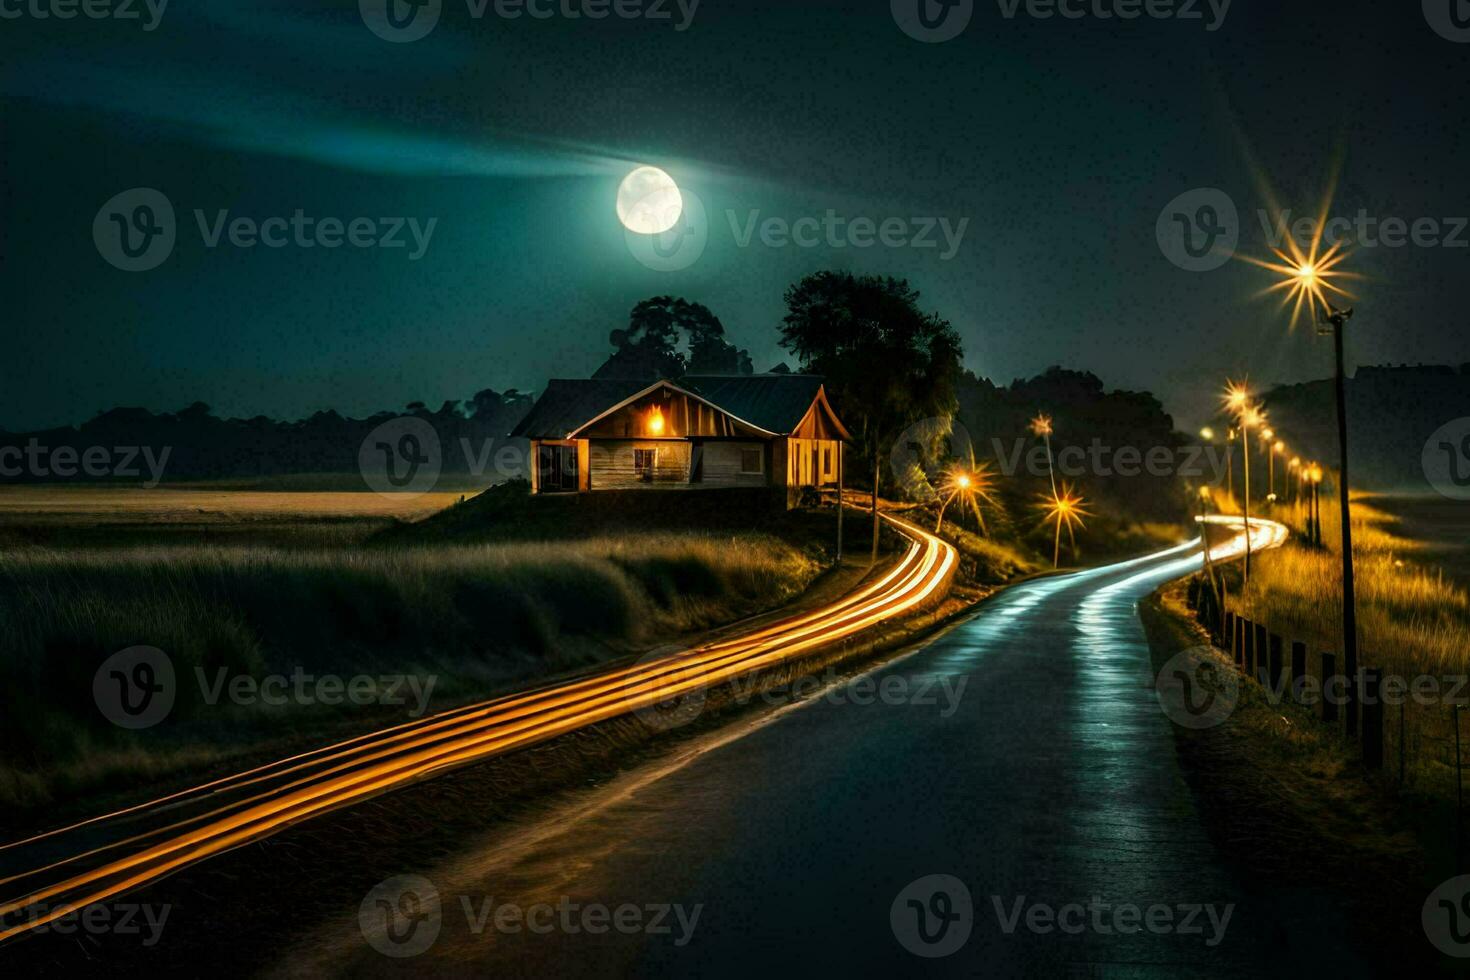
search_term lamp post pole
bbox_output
[1323,306,1361,737]
[1240,418,1253,582]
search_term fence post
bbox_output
[1254,623,1269,688]
[1226,612,1237,659]
[1244,619,1255,676]
[1322,653,1338,724]
[1362,668,1383,770]
[1290,641,1306,703]
[1268,634,1283,698]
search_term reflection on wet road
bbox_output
[288,522,1358,979]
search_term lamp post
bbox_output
[1224,387,1261,583]
[1320,304,1361,736]
[1226,428,1237,504]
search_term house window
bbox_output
[823,447,832,475]
[634,448,658,481]
[740,448,763,475]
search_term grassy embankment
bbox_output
[1209,487,1470,802]
[0,484,825,817]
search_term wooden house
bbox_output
[510,374,850,504]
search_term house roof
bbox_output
[511,374,847,440]
[680,375,830,436]
[509,378,654,439]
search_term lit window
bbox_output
[634,448,657,481]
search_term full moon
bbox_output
[617,166,683,234]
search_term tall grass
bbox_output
[0,533,820,813]
[1230,495,1470,799]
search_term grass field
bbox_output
[1222,490,1470,800]
[0,485,824,817]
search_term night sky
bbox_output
[3,0,1467,433]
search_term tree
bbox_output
[593,297,753,379]
[778,272,963,562]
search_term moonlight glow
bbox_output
[617,166,683,234]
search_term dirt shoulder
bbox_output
[1140,580,1439,974]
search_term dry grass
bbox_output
[1227,493,1470,801]
[0,532,822,815]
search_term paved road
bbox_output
[287,527,1365,978]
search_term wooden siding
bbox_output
[699,441,769,488]
[786,438,840,487]
[588,440,693,489]
[578,390,769,440]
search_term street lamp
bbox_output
[1223,381,1258,581]
[1319,303,1363,736]
[1245,221,1364,736]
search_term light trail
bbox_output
[0,514,956,945]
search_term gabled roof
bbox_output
[511,374,849,441]
[680,375,832,436]
[509,378,653,439]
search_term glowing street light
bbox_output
[1248,213,1365,738]
[1038,485,1091,569]
[1030,412,1058,498]
[935,464,998,536]
[1223,381,1261,581]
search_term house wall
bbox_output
[589,440,693,489]
[700,441,770,488]
[786,438,841,487]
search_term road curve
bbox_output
[0,514,956,945]
[278,516,1307,978]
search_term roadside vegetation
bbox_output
[1214,488,1470,804]
[0,517,821,816]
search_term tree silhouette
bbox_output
[778,272,963,561]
